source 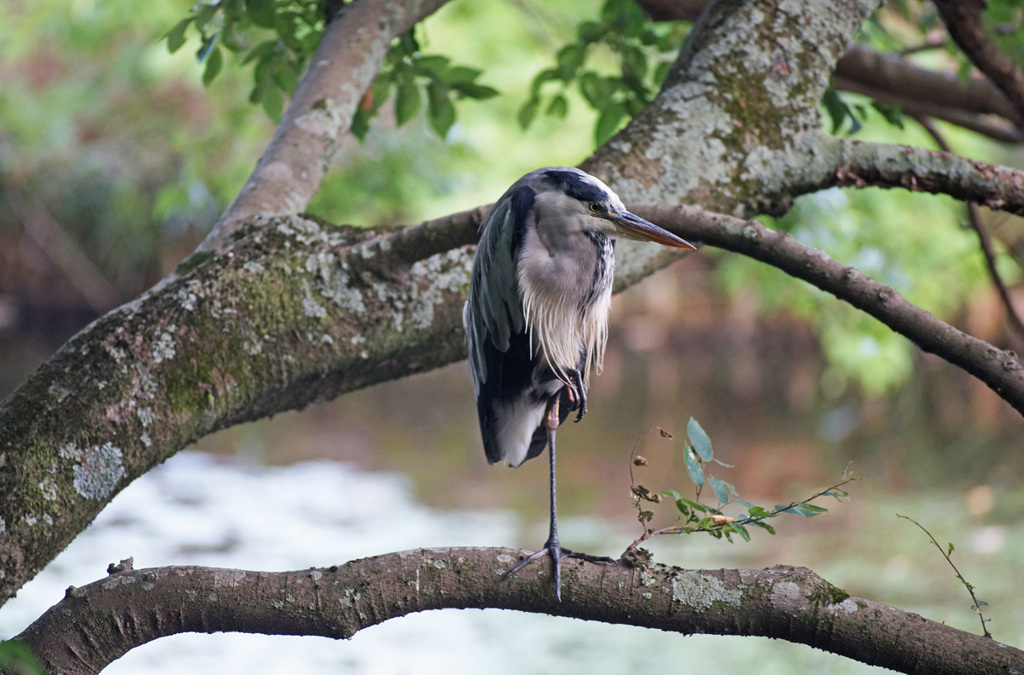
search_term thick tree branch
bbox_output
[14,549,1021,675]
[934,0,1024,124]
[782,133,1024,215]
[638,0,1024,140]
[200,0,451,253]
[836,43,1023,127]
[635,204,1024,414]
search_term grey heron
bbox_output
[463,166,694,598]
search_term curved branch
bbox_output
[934,0,1024,123]
[634,204,1024,414]
[14,549,1021,675]
[786,134,1024,215]
[200,0,451,253]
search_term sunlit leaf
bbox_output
[518,97,540,129]
[426,80,456,138]
[546,94,569,119]
[682,446,704,487]
[687,418,713,462]
[708,475,730,505]
[202,45,223,86]
[395,79,422,126]
[165,17,192,53]
[595,101,627,145]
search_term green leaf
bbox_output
[193,3,219,30]
[578,21,604,43]
[258,82,284,122]
[242,40,280,66]
[529,68,560,97]
[426,80,456,138]
[822,84,849,134]
[164,17,192,53]
[594,101,627,145]
[518,97,540,130]
[729,522,751,542]
[556,43,586,80]
[202,45,223,86]
[682,447,704,487]
[778,502,828,517]
[749,520,776,535]
[395,79,422,126]
[680,497,707,513]
[197,33,219,63]
[947,542,955,556]
[687,418,713,462]
[546,94,569,119]
[415,55,450,75]
[244,0,277,28]
[451,82,499,100]
[443,65,481,85]
[620,44,648,80]
[708,475,729,505]
[746,505,771,518]
[580,72,616,108]
[350,107,370,142]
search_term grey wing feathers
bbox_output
[464,194,525,394]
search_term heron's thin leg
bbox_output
[544,395,562,598]
[504,395,565,599]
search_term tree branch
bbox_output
[200,0,451,253]
[785,133,1024,216]
[934,0,1024,124]
[14,549,1021,675]
[912,114,1024,343]
[634,204,1024,414]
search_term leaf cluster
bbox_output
[164,1,497,135]
[351,33,497,141]
[629,419,855,552]
[164,0,326,120]
[519,0,687,145]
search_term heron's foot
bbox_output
[503,542,616,600]
[564,369,588,423]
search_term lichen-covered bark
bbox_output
[15,550,1023,675]
[0,216,472,604]
[585,0,880,283]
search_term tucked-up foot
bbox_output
[563,369,588,423]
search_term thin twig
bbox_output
[896,513,992,638]
[913,114,1024,343]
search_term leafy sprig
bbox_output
[896,514,992,638]
[628,418,855,553]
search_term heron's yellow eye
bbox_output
[588,203,601,213]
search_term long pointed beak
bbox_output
[610,211,696,250]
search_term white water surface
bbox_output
[1,451,886,674]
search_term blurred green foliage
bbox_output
[2,0,1022,401]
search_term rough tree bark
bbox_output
[2,0,1023,671]
[14,550,1024,675]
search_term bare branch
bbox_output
[14,550,1022,675]
[633,204,1024,415]
[836,43,1024,127]
[796,135,1024,216]
[934,0,1024,123]
[201,0,451,253]
[913,114,1024,343]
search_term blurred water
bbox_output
[0,451,943,675]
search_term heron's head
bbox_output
[535,167,695,250]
